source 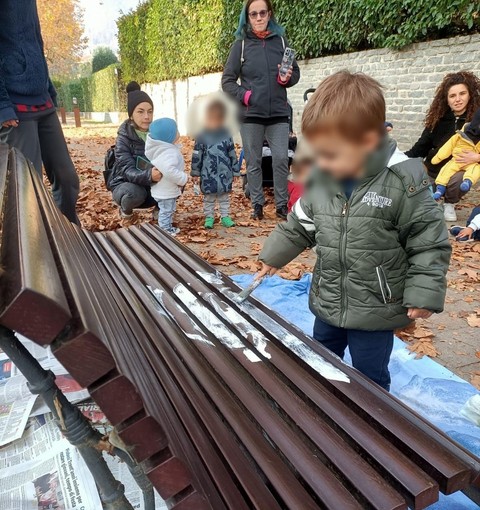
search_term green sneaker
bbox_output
[221,216,235,228]
[204,217,215,229]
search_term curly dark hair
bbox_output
[425,71,480,130]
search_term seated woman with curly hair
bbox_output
[406,71,480,221]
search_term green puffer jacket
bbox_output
[260,139,451,331]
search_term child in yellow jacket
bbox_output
[432,109,480,200]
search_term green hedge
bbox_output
[57,65,125,112]
[118,0,479,83]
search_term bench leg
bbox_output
[0,326,135,510]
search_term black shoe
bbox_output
[252,204,264,220]
[276,205,288,220]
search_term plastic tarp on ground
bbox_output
[232,274,480,510]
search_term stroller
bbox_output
[240,91,316,198]
[240,102,297,198]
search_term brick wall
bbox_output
[144,33,480,151]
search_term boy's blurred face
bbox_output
[306,130,381,179]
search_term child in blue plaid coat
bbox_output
[191,100,240,229]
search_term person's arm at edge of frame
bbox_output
[397,184,452,319]
[221,41,249,105]
[258,194,316,278]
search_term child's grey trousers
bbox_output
[204,192,230,218]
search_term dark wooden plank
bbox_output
[0,149,70,343]
[88,231,286,510]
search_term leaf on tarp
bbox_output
[407,339,440,359]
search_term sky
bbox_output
[79,0,142,54]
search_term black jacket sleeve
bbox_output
[222,41,248,104]
[405,128,433,159]
[115,135,152,187]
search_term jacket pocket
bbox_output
[376,266,395,304]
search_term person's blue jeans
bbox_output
[467,206,480,241]
[313,318,394,391]
[157,198,177,231]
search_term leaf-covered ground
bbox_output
[65,122,480,389]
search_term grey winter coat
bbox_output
[191,129,240,194]
[222,31,300,120]
[260,139,452,331]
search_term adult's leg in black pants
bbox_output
[38,111,80,224]
[6,117,43,172]
[112,183,151,215]
[313,318,349,358]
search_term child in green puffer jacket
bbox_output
[258,71,451,391]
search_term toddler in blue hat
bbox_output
[145,118,188,236]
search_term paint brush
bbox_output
[234,276,266,304]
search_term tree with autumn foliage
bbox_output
[37,0,87,78]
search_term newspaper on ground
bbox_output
[0,415,167,510]
[0,336,90,446]
[0,415,101,509]
[0,374,37,447]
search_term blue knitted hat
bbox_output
[149,118,178,144]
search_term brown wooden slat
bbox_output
[0,149,70,343]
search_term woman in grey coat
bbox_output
[222,0,300,220]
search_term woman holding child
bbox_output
[108,82,162,219]
[222,0,300,221]
[406,71,480,221]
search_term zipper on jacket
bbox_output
[263,39,272,117]
[376,266,393,304]
[339,200,349,327]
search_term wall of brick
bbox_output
[144,33,480,151]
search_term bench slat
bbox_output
[0,149,70,343]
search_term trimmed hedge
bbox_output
[117,0,479,83]
[57,65,126,112]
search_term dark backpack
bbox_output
[103,145,116,191]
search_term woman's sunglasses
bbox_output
[249,10,269,19]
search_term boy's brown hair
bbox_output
[302,71,386,141]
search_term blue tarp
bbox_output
[232,273,480,510]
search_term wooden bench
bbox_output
[0,143,479,510]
